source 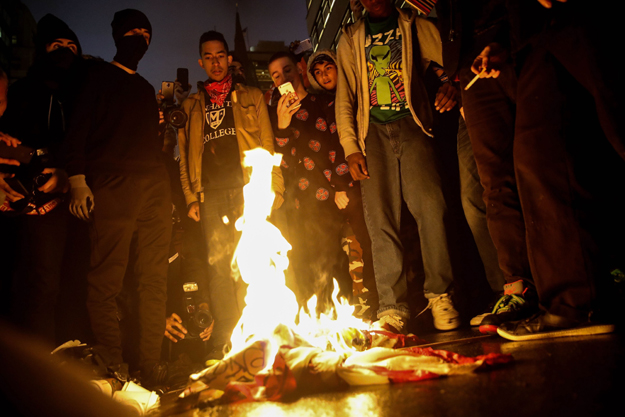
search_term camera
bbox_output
[163,105,187,129]
[34,172,52,187]
[181,282,213,339]
[161,81,188,129]
[1,143,58,215]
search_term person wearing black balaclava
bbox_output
[63,9,172,388]
[0,14,86,345]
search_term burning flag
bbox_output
[180,148,512,404]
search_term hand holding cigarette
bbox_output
[465,68,486,90]
[467,43,508,90]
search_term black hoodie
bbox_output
[0,14,85,172]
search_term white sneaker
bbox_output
[470,311,490,326]
[373,313,407,334]
[428,293,460,331]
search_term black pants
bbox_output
[86,174,171,368]
[513,28,624,320]
[463,14,624,320]
[460,64,531,288]
[10,203,69,345]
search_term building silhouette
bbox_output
[233,8,288,93]
[305,0,416,52]
[0,0,36,83]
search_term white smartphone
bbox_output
[277,82,301,109]
[293,39,312,55]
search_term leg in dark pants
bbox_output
[460,65,532,286]
[11,203,69,345]
[456,116,504,292]
[132,179,171,367]
[87,175,170,367]
[514,39,614,321]
[199,187,244,346]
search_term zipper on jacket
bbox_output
[449,0,455,41]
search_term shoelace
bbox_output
[492,294,525,314]
[415,294,454,318]
[379,314,405,331]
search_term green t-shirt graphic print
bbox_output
[365,12,411,124]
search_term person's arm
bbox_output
[537,0,567,8]
[429,62,458,113]
[0,172,24,202]
[63,72,99,220]
[267,98,297,194]
[324,100,352,194]
[164,313,187,343]
[162,124,177,155]
[177,99,200,221]
[0,133,21,166]
[0,81,28,167]
[335,31,360,159]
[414,16,444,75]
[331,156,353,209]
[254,89,285,208]
[471,43,508,79]
[64,72,100,179]
[336,30,369,181]
[174,81,191,105]
[269,94,301,139]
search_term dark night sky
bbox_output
[21,0,309,91]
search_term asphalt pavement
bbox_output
[158,325,623,417]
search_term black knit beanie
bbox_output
[34,14,82,56]
[111,9,152,45]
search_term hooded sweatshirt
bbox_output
[306,50,338,94]
[305,50,354,193]
[0,14,84,169]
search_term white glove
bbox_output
[68,174,94,221]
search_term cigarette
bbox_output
[464,68,486,90]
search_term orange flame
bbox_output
[227,149,369,371]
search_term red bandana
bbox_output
[204,74,233,107]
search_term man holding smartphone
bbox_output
[178,30,283,360]
[267,51,352,311]
[63,9,171,387]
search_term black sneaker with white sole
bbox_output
[497,311,615,341]
[472,280,538,327]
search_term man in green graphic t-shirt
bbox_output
[336,0,461,333]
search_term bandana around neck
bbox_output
[204,74,233,107]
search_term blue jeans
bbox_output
[362,117,455,319]
[199,187,245,345]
